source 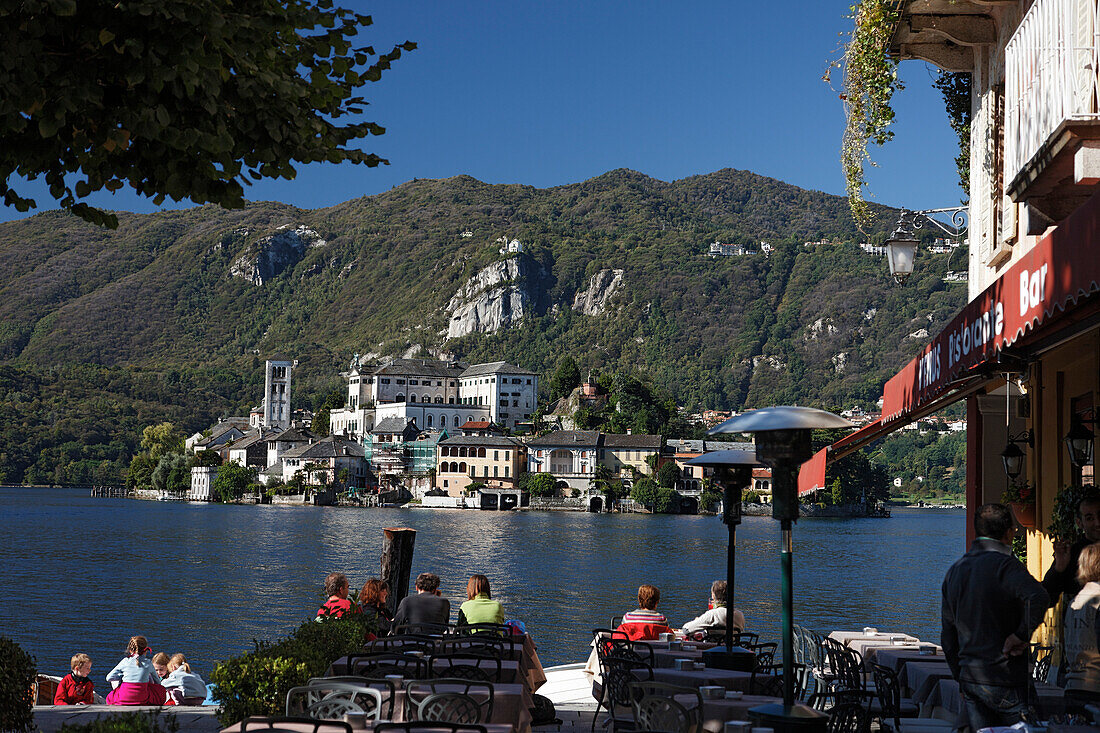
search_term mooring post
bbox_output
[381,527,416,614]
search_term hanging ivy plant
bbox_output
[826,0,903,227]
[933,70,972,197]
[1048,485,1100,542]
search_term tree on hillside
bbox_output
[1,1,415,227]
[548,357,581,401]
[312,389,345,437]
[140,422,184,459]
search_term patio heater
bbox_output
[684,448,760,672]
[709,406,854,733]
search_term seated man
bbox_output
[680,580,746,637]
[615,584,674,640]
[393,571,451,629]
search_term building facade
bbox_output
[457,362,538,430]
[435,435,527,497]
[262,356,296,430]
[526,430,601,490]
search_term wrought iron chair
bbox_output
[309,677,396,720]
[823,696,873,733]
[593,629,656,667]
[404,678,494,724]
[392,622,454,637]
[593,654,654,732]
[1032,644,1054,684]
[629,680,704,733]
[345,652,428,679]
[286,682,384,721]
[364,634,439,656]
[822,639,866,693]
[437,635,509,659]
[428,652,504,682]
[239,716,353,732]
[867,662,919,730]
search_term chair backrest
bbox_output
[601,654,654,717]
[826,698,871,733]
[375,724,487,733]
[437,635,508,658]
[286,682,383,720]
[748,666,785,698]
[392,622,454,637]
[366,634,439,655]
[823,639,864,692]
[611,616,623,628]
[240,716,353,733]
[593,630,656,667]
[747,642,778,670]
[736,631,760,646]
[405,678,494,723]
[428,652,504,682]
[1031,644,1053,683]
[310,677,396,719]
[345,652,428,680]
[629,680,703,733]
[868,662,903,728]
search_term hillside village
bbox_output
[179,356,776,513]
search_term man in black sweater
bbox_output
[942,503,1049,730]
[1043,496,1100,607]
[393,572,451,630]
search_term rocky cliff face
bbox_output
[229,225,327,285]
[445,256,539,339]
[572,268,624,316]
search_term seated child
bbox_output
[54,653,95,705]
[162,654,208,706]
[104,635,167,706]
[151,652,170,680]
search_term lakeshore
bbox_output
[2,487,964,693]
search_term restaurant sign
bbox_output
[882,193,1100,423]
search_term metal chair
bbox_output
[286,681,383,720]
[392,622,454,637]
[824,697,872,733]
[404,678,494,724]
[867,662,919,730]
[345,652,428,679]
[428,652,504,682]
[437,635,509,659]
[365,634,439,656]
[240,716,353,733]
[593,629,656,667]
[629,680,704,733]
[309,677,396,719]
[593,654,654,732]
[1032,644,1054,683]
[822,639,866,693]
[748,664,785,697]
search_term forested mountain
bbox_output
[0,168,969,485]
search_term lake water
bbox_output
[0,487,965,696]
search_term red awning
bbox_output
[882,188,1100,423]
[798,447,829,495]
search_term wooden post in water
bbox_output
[381,527,416,614]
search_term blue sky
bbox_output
[0,1,965,222]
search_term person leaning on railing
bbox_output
[679,580,746,637]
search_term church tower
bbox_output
[263,355,296,429]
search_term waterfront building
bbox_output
[599,433,663,483]
[364,417,421,478]
[804,0,1100,651]
[373,401,489,433]
[226,429,278,470]
[526,430,601,490]
[435,434,527,497]
[458,362,538,431]
[187,419,249,454]
[266,427,317,469]
[280,435,367,487]
[189,465,218,501]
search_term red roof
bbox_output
[461,421,493,429]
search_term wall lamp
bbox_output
[1065,413,1097,469]
[885,207,969,284]
[1000,430,1032,481]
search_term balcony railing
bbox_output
[1005,0,1100,183]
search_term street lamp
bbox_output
[884,207,969,284]
[709,406,854,733]
[1065,417,1096,469]
[684,448,761,672]
[1000,430,1032,481]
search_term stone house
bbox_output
[435,435,527,497]
[281,435,368,488]
[525,430,601,491]
[599,433,663,483]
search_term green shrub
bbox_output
[58,712,180,732]
[210,613,376,726]
[0,636,36,733]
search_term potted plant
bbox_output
[1002,483,1036,529]
[1048,485,1100,542]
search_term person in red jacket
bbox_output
[615,584,674,640]
[316,571,354,619]
[54,653,95,705]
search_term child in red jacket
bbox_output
[54,653,95,705]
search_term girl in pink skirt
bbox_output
[104,635,167,706]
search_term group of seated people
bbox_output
[53,636,208,706]
[315,570,511,636]
[615,580,746,641]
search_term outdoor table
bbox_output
[325,657,522,688]
[898,660,954,704]
[651,646,707,668]
[865,647,944,673]
[828,631,921,658]
[923,678,962,718]
[642,666,754,692]
[680,694,784,733]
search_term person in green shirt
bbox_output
[457,574,505,626]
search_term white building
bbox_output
[457,362,538,430]
[373,401,489,432]
[189,466,218,501]
[496,236,524,255]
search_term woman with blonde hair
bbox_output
[457,574,504,626]
[1065,542,1100,705]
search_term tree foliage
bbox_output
[150,452,191,494]
[213,462,256,502]
[0,1,415,226]
[140,422,184,460]
[524,472,556,498]
[548,356,581,401]
[657,461,680,489]
[631,477,658,508]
